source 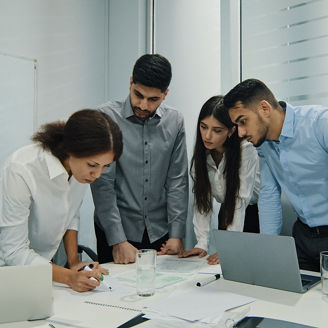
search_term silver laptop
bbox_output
[213,230,320,293]
[0,264,53,323]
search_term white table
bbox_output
[1,257,327,328]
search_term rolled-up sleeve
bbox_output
[67,200,81,231]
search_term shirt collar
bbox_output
[44,149,69,180]
[206,150,225,171]
[279,101,295,139]
[122,95,163,120]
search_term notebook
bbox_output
[213,230,320,293]
[0,263,53,323]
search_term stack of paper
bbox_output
[143,285,255,324]
[156,257,206,274]
[115,269,187,290]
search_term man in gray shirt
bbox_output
[91,54,189,264]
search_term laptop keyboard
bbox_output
[300,273,320,288]
[301,279,311,286]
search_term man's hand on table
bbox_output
[113,241,138,264]
[157,238,184,256]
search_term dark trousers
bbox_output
[95,223,169,264]
[243,204,260,233]
[218,203,260,233]
[293,218,328,272]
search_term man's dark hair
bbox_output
[223,78,279,110]
[132,54,172,92]
[32,109,123,162]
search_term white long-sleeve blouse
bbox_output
[193,140,260,251]
[0,144,87,266]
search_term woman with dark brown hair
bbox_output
[0,109,122,292]
[180,96,260,264]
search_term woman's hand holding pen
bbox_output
[69,269,100,292]
[68,262,109,292]
[70,261,109,276]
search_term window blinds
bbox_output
[241,0,328,106]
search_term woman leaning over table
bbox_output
[180,96,260,264]
[0,109,122,292]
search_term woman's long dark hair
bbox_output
[32,109,123,162]
[190,95,242,229]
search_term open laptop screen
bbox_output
[0,264,53,323]
[213,230,320,293]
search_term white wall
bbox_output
[0,0,109,124]
[0,0,110,255]
[155,0,221,250]
[107,0,148,100]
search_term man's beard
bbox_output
[253,133,267,147]
[133,107,154,120]
[253,116,269,147]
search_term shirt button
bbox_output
[145,160,148,164]
[145,141,148,145]
[145,197,147,200]
[144,215,147,218]
[145,179,148,182]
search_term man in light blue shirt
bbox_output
[224,78,328,271]
[91,54,188,264]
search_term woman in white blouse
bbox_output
[0,109,122,291]
[180,96,260,264]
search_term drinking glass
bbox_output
[320,250,328,296]
[136,249,156,296]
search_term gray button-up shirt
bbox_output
[91,96,189,245]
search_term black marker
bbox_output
[196,273,221,287]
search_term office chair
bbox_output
[77,244,98,262]
[52,241,98,268]
[63,245,98,268]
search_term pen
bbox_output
[78,264,103,281]
[196,273,221,287]
[77,264,112,290]
[78,263,93,272]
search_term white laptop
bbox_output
[0,263,53,323]
[213,230,320,293]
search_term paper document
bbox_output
[156,257,205,274]
[116,269,186,289]
[145,285,255,323]
[48,316,91,328]
[198,264,222,274]
[100,276,130,294]
[136,318,218,327]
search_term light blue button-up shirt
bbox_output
[257,102,328,234]
[91,97,189,245]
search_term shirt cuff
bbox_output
[194,239,208,252]
[169,220,186,239]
